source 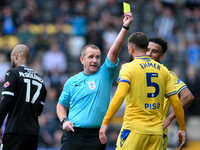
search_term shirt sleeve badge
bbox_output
[4,81,11,88]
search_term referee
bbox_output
[0,44,47,150]
[57,12,133,150]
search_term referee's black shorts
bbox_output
[2,133,38,150]
[61,127,106,150]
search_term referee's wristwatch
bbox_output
[60,118,68,125]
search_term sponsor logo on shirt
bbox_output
[88,81,96,90]
[6,72,10,76]
[176,79,181,84]
[4,81,11,88]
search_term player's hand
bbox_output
[178,130,186,150]
[163,116,173,129]
[63,121,74,132]
[99,124,108,144]
[123,12,133,28]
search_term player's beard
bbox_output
[129,54,133,62]
[11,58,16,68]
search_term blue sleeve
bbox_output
[100,57,119,80]
[59,80,71,107]
[104,57,119,69]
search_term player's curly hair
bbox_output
[149,37,168,54]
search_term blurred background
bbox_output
[0,0,200,150]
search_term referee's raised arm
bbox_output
[107,12,133,64]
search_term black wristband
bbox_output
[60,118,68,125]
[122,25,129,30]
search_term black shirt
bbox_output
[0,65,47,135]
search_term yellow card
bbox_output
[123,2,130,13]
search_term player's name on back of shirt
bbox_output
[19,72,44,83]
[140,62,161,70]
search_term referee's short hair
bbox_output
[81,44,100,56]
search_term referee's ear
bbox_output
[80,56,84,64]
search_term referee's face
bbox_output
[80,47,101,75]
[146,42,164,62]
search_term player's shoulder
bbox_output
[64,71,82,84]
[158,62,170,72]
[121,62,130,67]
[169,71,178,78]
[120,62,132,71]
[12,65,35,73]
[5,67,19,76]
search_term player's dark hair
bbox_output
[128,32,149,50]
[149,37,168,54]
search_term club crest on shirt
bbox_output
[88,81,96,90]
[4,81,11,88]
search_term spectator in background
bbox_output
[86,20,103,52]
[55,19,70,53]
[30,56,44,78]
[42,40,67,75]
[154,6,178,40]
[39,87,59,148]
[71,1,88,37]
[20,0,41,24]
[102,23,118,57]
[1,6,16,35]
[42,40,68,89]
[17,21,37,61]
[185,66,200,116]
[17,21,35,46]
[35,23,53,51]
[185,38,200,69]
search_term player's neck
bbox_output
[17,62,29,67]
[133,52,146,58]
[20,58,29,66]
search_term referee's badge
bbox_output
[88,81,96,90]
